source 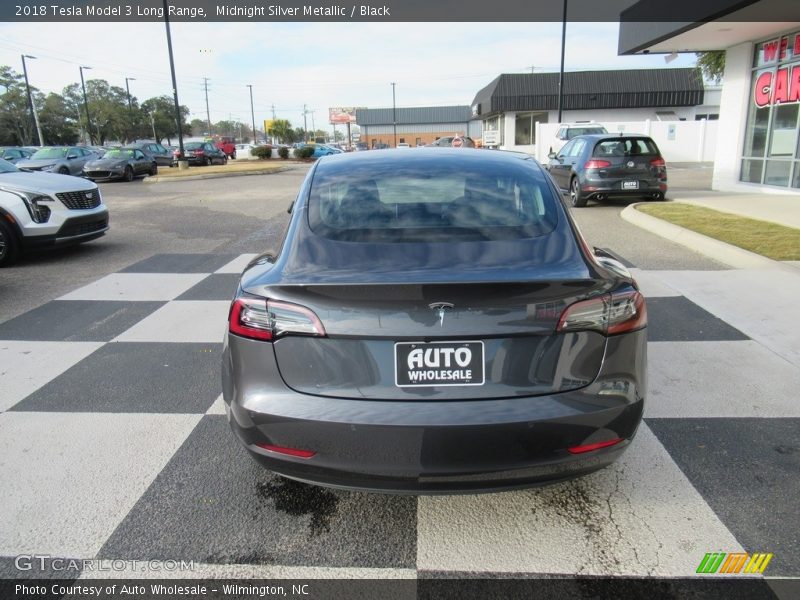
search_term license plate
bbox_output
[623,180,639,190]
[395,341,484,387]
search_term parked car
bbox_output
[426,136,476,148]
[353,143,369,152]
[0,147,34,164]
[127,141,174,167]
[0,157,109,267]
[222,148,647,493]
[81,145,108,158]
[306,144,342,158]
[216,137,237,159]
[17,146,98,176]
[82,147,157,182]
[174,142,228,166]
[550,123,609,154]
[396,143,411,148]
[546,134,667,207]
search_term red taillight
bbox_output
[584,159,611,169]
[567,438,624,454]
[229,297,272,340]
[650,157,666,167]
[256,443,316,459]
[557,290,646,335]
[195,150,204,155]
[228,296,326,342]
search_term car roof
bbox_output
[316,147,539,169]
[571,134,653,140]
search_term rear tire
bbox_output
[204,157,211,166]
[570,177,587,208]
[150,163,158,176]
[0,219,20,268]
[123,166,134,182]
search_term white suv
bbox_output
[551,123,608,154]
[0,158,109,267]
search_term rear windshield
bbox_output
[308,157,558,243]
[566,127,607,139]
[593,138,660,157]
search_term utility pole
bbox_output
[557,0,568,124]
[21,55,43,146]
[203,77,211,136]
[163,0,185,160]
[310,110,315,140]
[391,82,397,148]
[149,111,156,142]
[303,104,308,141]
[125,77,136,142]
[247,84,257,144]
[79,65,94,145]
[271,104,276,120]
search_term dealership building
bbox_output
[470,68,716,151]
[619,1,800,192]
[355,106,481,148]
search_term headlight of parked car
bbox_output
[1,188,54,223]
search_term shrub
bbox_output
[278,146,289,159]
[251,145,272,159]
[294,145,314,159]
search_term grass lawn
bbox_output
[155,159,291,179]
[636,203,800,261]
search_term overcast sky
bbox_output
[0,21,697,132]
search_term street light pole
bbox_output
[125,77,136,142]
[391,82,397,148]
[247,84,256,144]
[79,65,94,145]
[303,104,308,141]
[162,0,185,161]
[557,0,568,124]
[21,55,44,146]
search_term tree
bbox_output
[696,51,725,83]
[267,119,292,143]
[0,66,36,145]
[140,96,190,146]
[190,118,208,137]
[38,92,78,144]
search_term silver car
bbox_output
[0,158,109,267]
[16,146,98,176]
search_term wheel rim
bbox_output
[0,229,6,260]
[570,180,579,205]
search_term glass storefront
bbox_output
[741,30,800,188]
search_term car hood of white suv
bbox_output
[0,171,96,195]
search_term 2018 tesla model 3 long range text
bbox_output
[222,148,647,494]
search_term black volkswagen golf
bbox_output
[222,148,647,493]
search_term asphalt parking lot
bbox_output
[0,162,797,590]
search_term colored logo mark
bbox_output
[697,552,773,574]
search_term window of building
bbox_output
[514,112,547,146]
[742,30,800,188]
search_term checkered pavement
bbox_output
[1,253,798,583]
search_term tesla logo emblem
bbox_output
[626,161,635,168]
[428,302,454,327]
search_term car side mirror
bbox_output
[547,151,557,160]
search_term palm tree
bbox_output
[267,119,292,144]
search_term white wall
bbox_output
[712,42,753,191]
[510,120,719,163]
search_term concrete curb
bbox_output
[621,203,799,272]
[143,165,293,184]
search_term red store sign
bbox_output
[754,33,800,108]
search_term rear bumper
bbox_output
[580,175,667,199]
[222,330,647,494]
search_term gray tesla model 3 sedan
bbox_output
[222,148,647,494]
